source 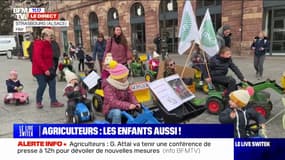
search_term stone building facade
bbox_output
[50,0,285,55]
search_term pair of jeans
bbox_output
[254,55,265,77]
[35,74,57,103]
[212,76,237,98]
[107,109,122,124]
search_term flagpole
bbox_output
[181,41,195,78]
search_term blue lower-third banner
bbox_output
[13,124,233,138]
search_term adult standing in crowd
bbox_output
[51,36,61,72]
[93,32,106,72]
[104,25,132,65]
[32,28,64,108]
[251,31,270,80]
[216,25,232,49]
[77,46,85,72]
[69,42,76,60]
[153,33,161,54]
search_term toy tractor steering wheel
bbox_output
[127,105,142,117]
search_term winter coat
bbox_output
[32,39,53,76]
[102,79,138,115]
[216,26,231,49]
[64,83,87,100]
[6,79,23,93]
[251,37,270,56]
[77,49,85,60]
[205,54,244,80]
[219,107,266,138]
[93,40,106,61]
[51,40,61,59]
[104,38,132,64]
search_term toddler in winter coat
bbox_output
[6,70,24,99]
[219,88,267,138]
[63,69,91,116]
[102,60,140,124]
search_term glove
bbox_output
[259,128,267,138]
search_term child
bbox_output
[219,88,267,138]
[148,51,160,72]
[62,53,73,71]
[6,70,23,93]
[63,68,91,116]
[205,47,246,99]
[251,31,270,80]
[164,58,176,77]
[102,60,140,124]
[101,53,113,80]
[84,54,95,75]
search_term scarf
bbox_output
[107,77,129,90]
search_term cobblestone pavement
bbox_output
[0,54,284,138]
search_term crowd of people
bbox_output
[4,24,271,137]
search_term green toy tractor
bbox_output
[205,79,285,119]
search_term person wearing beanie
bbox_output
[102,60,140,124]
[219,88,267,138]
[6,70,23,93]
[63,68,91,118]
[216,25,232,49]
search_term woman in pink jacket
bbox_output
[104,25,132,65]
[102,60,140,124]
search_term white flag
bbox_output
[199,9,219,57]
[178,0,200,55]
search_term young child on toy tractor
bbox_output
[219,88,267,138]
[102,60,140,124]
[205,47,246,100]
[6,70,24,99]
[63,68,92,116]
[148,51,160,72]
[59,53,73,71]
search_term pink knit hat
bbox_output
[107,60,129,79]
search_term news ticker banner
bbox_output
[1,138,233,160]
[13,7,69,32]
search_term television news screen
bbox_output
[1,1,285,159]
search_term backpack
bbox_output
[27,42,34,62]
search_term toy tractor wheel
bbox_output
[26,97,29,104]
[92,94,103,112]
[252,105,270,119]
[4,98,9,104]
[206,97,224,114]
[15,100,20,106]
[65,111,72,123]
[145,73,154,82]
[72,115,79,123]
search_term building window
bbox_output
[107,8,119,36]
[89,12,99,51]
[130,2,146,52]
[159,0,178,53]
[196,0,221,31]
[73,15,83,47]
[60,18,68,53]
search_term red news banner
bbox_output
[28,12,59,20]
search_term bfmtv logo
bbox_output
[18,125,34,137]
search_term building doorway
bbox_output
[159,0,178,54]
[130,2,146,53]
[266,8,285,54]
